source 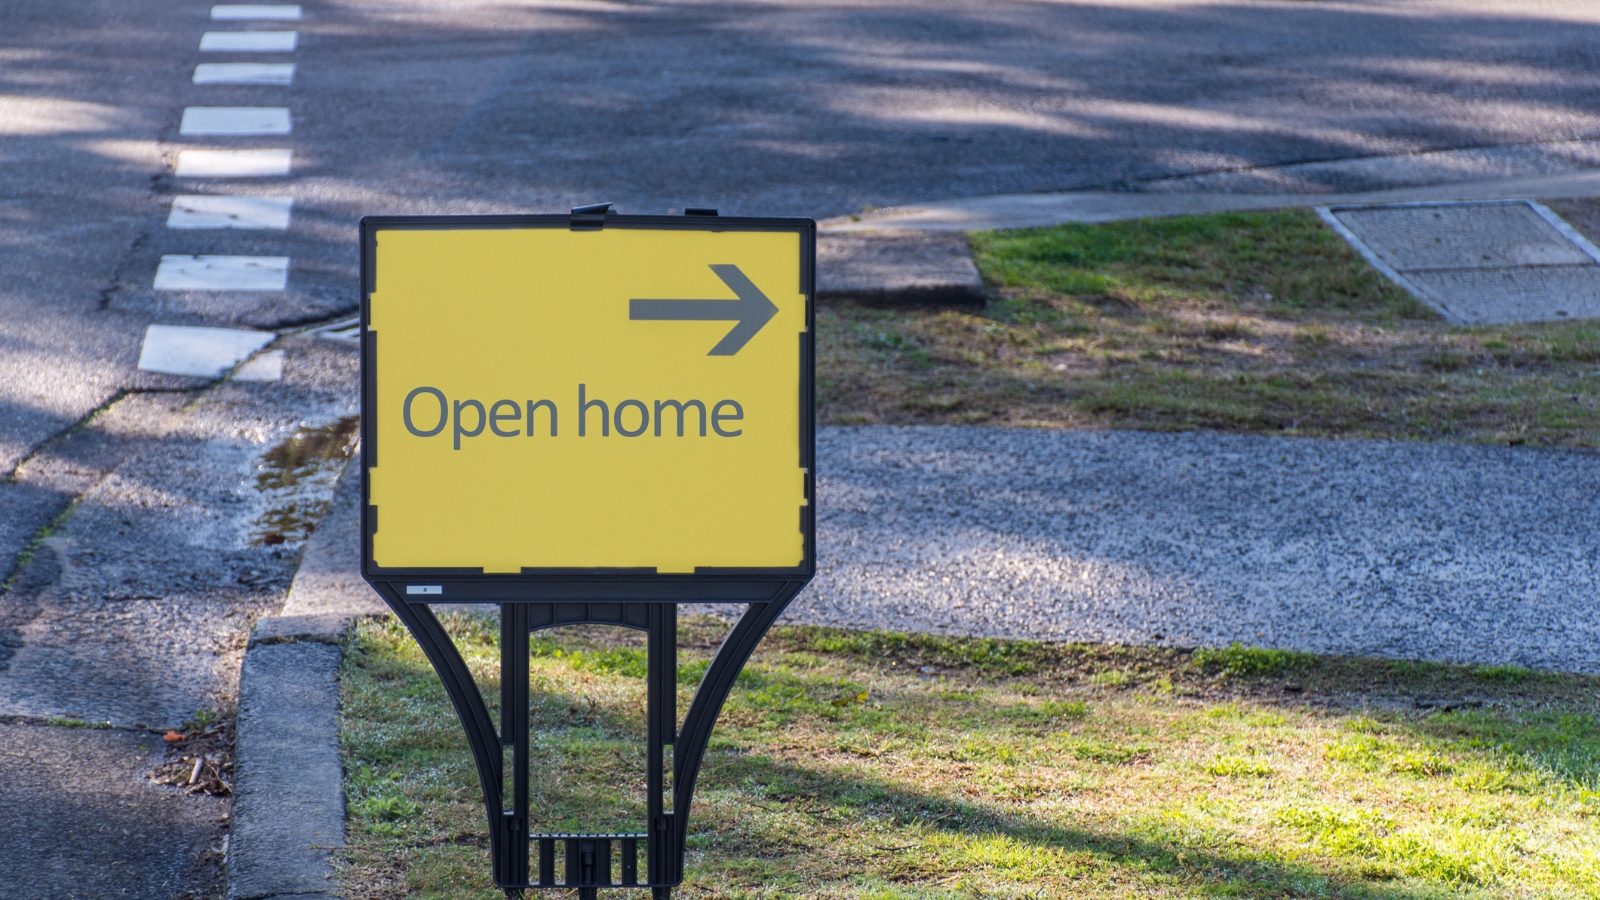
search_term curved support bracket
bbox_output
[669,590,801,879]
[383,599,505,836]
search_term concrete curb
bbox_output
[228,461,386,900]
[817,231,985,307]
[230,639,344,900]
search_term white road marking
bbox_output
[167,195,292,230]
[193,63,295,85]
[180,107,291,136]
[138,325,275,378]
[233,349,285,381]
[199,31,297,52]
[211,4,302,19]
[175,149,292,177]
[154,255,289,291]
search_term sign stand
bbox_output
[376,595,804,898]
[360,209,816,897]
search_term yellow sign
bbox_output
[363,219,812,575]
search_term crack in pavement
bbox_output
[98,230,153,311]
[0,335,358,728]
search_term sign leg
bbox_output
[501,603,532,888]
[646,603,676,895]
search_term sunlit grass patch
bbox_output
[819,209,1600,446]
[1204,755,1275,778]
[1194,643,1316,678]
[338,618,1600,900]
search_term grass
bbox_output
[818,209,1600,447]
[339,615,1600,900]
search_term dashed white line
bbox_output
[154,255,289,291]
[137,325,276,377]
[175,149,293,177]
[200,31,297,52]
[167,195,293,230]
[180,107,291,136]
[211,4,302,20]
[168,6,304,322]
[193,63,295,85]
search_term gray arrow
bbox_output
[629,264,779,355]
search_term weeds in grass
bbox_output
[1204,755,1274,778]
[1193,643,1315,677]
[1470,664,1534,684]
[1087,669,1133,687]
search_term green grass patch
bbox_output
[819,209,1600,446]
[339,617,1600,900]
[1193,642,1316,677]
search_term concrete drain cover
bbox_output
[1317,199,1600,324]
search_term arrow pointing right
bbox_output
[629,264,779,356]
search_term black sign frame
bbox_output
[359,211,816,604]
[359,209,817,899]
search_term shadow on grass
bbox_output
[693,749,1442,900]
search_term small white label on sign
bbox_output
[406,585,443,595]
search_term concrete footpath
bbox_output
[800,427,1600,673]
[815,149,1600,306]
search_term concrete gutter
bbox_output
[228,461,385,900]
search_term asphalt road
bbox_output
[11,0,1600,449]
[5,0,1600,896]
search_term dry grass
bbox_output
[819,209,1600,447]
[339,615,1600,900]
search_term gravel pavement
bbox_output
[791,427,1600,673]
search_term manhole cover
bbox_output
[1318,199,1600,324]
